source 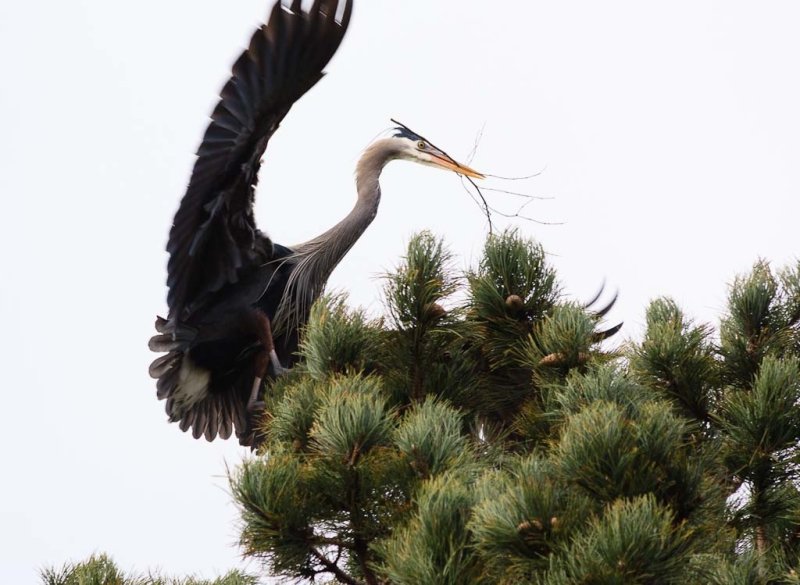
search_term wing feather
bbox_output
[165,0,352,322]
[205,400,219,442]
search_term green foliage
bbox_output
[377,473,483,585]
[542,495,697,584]
[384,231,460,331]
[232,230,785,584]
[232,450,319,574]
[720,261,800,386]
[466,230,561,425]
[232,374,411,582]
[717,356,800,563]
[301,294,380,379]
[41,555,129,585]
[40,554,256,585]
[266,375,323,450]
[528,303,596,364]
[470,455,593,581]
[719,356,800,482]
[58,233,800,584]
[630,297,719,422]
[393,397,470,479]
[463,231,622,449]
[553,397,718,525]
[309,376,394,466]
[706,262,800,570]
[697,550,795,585]
[469,229,560,331]
[379,231,477,407]
[546,364,652,418]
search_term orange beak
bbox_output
[430,153,485,180]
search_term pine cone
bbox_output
[505,294,525,313]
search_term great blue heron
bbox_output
[148,0,484,446]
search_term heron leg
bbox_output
[247,311,287,412]
[248,376,264,408]
[252,310,288,377]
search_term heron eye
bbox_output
[417,140,427,150]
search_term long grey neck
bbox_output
[295,138,400,267]
[276,139,402,333]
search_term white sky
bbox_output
[2,0,798,582]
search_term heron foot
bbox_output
[269,349,288,377]
[247,399,266,413]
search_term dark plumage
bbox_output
[150,0,486,448]
[150,0,353,447]
[392,126,425,141]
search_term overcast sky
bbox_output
[2,0,798,582]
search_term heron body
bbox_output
[149,0,484,447]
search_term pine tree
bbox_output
[52,238,800,584]
[714,262,800,579]
[40,553,256,585]
[228,235,800,584]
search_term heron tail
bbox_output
[148,317,253,444]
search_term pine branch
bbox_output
[312,537,352,549]
[310,547,362,585]
[348,469,380,585]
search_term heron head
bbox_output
[389,122,485,180]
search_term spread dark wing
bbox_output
[166,0,353,322]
